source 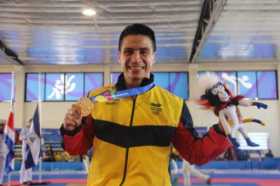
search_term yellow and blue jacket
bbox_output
[61,73,231,186]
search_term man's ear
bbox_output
[117,52,121,64]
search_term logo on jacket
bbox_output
[150,102,162,114]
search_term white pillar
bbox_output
[14,65,25,128]
[188,64,199,99]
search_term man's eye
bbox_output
[124,50,133,55]
[140,50,148,55]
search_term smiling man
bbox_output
[119,32,155,88]
[60,23,231,186]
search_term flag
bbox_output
[4,111,15,173]
[23,105,41,169]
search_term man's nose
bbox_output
[131,51,141,62]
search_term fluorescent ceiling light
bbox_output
[82,8,96,17]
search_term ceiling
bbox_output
[0,0,279,65]
[199,0,280,62]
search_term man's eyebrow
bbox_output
[123,47,150,50]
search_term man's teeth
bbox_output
[128,66,145,69]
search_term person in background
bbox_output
[170,148,212,186]
[61,23,231,186]
[183,161,211,186]
[0,120,6,186]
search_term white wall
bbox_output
[1,62,280,156]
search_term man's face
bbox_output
[119,35,155,87]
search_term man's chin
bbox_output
[125,72,149,82]
[131,77,143,82]
[128,76,144,83]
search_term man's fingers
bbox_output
[72,104,81,113]
[67,107,81,119]
[71,104,82,118]
[64,123,76,131]
[64,115,75,124]
[63,104,83,131]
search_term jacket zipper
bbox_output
[119,97,137,186]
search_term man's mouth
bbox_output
[127,65,145,70]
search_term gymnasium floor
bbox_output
[3,169,280,186]
[176,169,280,186]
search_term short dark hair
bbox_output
[118,23,156,52]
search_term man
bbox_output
[61,23,231,186]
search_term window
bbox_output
[154,72,188,99]
[154,72,169,89]
[110,72,121,84]
[25,72,104,102]
[216,71,237,95]
[237,71,257,98]
[25,73,45,101]
[257,71,277,99]
[85,73,103,95]
[110,72,189,99]
[65,73,84,101]
[0,73,13,102]
[199,71,277,100]
[45,73,64,101]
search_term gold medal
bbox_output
[76,97,94,117]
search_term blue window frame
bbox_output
[0,73,13,102]
[110,72,121,84]
[216,71,237,95]
[45,73,65,101]
[154,72,188,99]
[25,72,104,102]
[154,72,170,90]
[65,73,84,101]
[198,71,237,95]
[24,71,276,101]
[237,71,257,98]
[200,71,277,100]
[110,72,188,99]
[257,71,277,99]
[85,73,103,95]
[25,73,45,101]
[170,72,188,99]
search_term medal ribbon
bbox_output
[90,83,155,102]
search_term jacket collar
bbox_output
[115,73,154,91]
